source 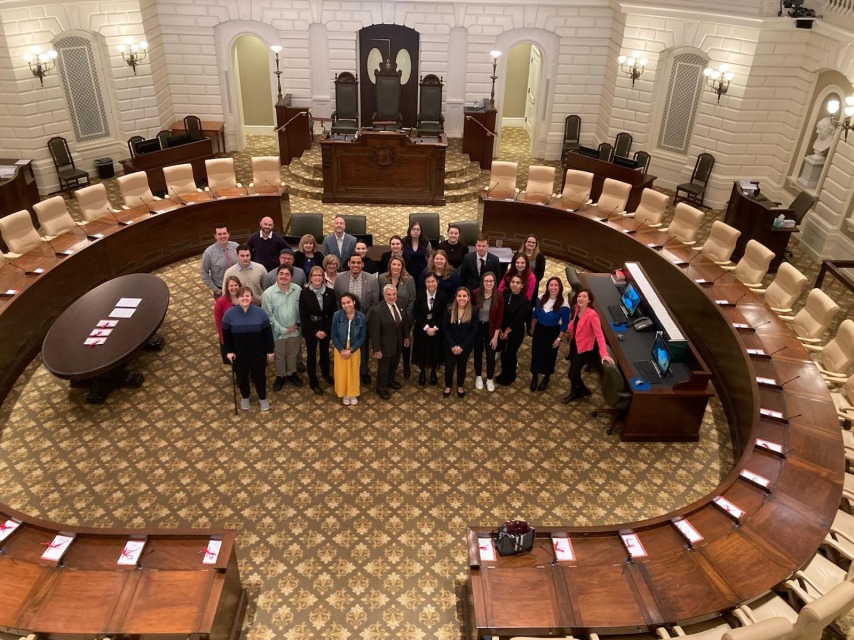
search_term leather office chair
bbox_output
[698,220,741,264]
[598,142,614,162]
[733,591,799,628]
[592,359,631,435]
[613,132,633,157]
[663,203,704,245]
[519,165,555,204]
[117,172,159,207]
[163,163,199,196]
[409,213,441,247]
[674,152,715,207]
[74,184,116,222]
[205,158,240,191]
[561,115,581,160]
[783,552,850,605]
[757,262,808,313]
[450,220,479,247]
[485,161,519,200]
[331,72,360,135]
[825,509,854,562]
[33,196,79,238]
[184,115,203,141]
[790,191,818,225]
[340,214,367,235]
[286,213,323,245]
[47,136,90,195]
[665,618,793,640]
[0,210,43,256]
[633,150,651,175]
[781,288,841,344]
[722,239,774,288]
[803,319,854,383]
[250,157,282,188]
[127,135,144,157]
[626,188,667,227]
[373,61,403,129]
[594,178,631,215]
[417,74,444,134]
[831,376,854,427]
[557,170,593,208]
[564,266,583,294]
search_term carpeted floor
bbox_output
[0,128,850,639]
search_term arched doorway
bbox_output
[232,34,274,144]
[500,43,543,154]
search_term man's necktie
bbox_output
[392,305,401,325]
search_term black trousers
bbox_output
[376,349,401,391]
[499,329,525,382]
[567,340,595,393]
[234,354,267,400]
[473,321,496,378]
[444,346,473,388]
[304,334,330,385]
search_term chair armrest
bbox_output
[732,607,753,626]
[748,286,766,293]
[720,265,736,271]
[802,343,822,352]
[741,281,764,289]
[798,336,822,344]
[647,222,662,228]
[121,205,130,210]
[623,212,636,218]
[769,306,793,314]
[236,182,243,188]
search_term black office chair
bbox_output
[450,220,480,247]
[592,360,632,435]
[614,132,633,158]
[127,135,144,157]
[674,152,715,207]
[789,191,817,225]
[564,266,584,294]
[340,214,367,235]
[633,150,651,175]
[184,115,203,141]
[409,212,441,247]
[285,213,324,246]
[561,115,581,161]
[47,136,91,196]
[598,142,614,163]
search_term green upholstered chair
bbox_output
[417,74,444,134]
[331,72,360,135]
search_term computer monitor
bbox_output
[577,145,600,159]
[134,138,161,154]
[651,333,672,377]
[613,156,639,169]
[621,282,642,318]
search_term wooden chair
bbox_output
[674,152,715,207]
[331,72,360,135]
[613,132,633,158]
[598,142,614,162]
[417,74,444,134]
[561,115,581,161]
[127,135,144,157]
[47,136,90,195]
[633,150,651,175]
[373,60,403,130]
[183,115,203,141]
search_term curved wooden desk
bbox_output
[466,197,843,636]
[0,187,288,405]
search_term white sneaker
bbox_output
[259,399,270,411]
[241,398,250,410]
[475,376,484,390]
[486,379,495,392]
[350,397,358,405]
[343,397,351,405]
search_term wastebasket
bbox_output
[94,157,114,179]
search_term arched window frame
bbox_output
[653,48,708,156]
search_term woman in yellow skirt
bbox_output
[331,293,366,405]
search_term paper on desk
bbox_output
[116,297,142,308]
[0,519,19,542]
[713,496,744,520]
[202,539,222,564]
[759,408,784,420]
[117,539,146,565]
[551,535,575,561]
[755,438,784,454]
[97,320,119,328]
[477,537,496,562]
[110,307,136,318]
[620,532,648,558]
[41,534,74,561]
[673,518,703,544]
[89,328,113,337]
[2,289,18,296]
[84,337,107,346]
[740,469,771,489]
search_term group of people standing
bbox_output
[205,215,614,410]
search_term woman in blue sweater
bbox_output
[222,286,275,411]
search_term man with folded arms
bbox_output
[262,265,303,390]
[247,216,289,271]
[224,244,266,304]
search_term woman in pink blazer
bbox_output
[562,288,614,403]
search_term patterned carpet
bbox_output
[0,128,850,640]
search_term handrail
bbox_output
[276,110,309,132]
[464,115,496,137]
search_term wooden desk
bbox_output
[562,151,656,211]
[463,107,497,169]
[814,259,854,293]
[320,130,446,205]
[170,119,226,155]
[470,196,842,635]
[0,187,289,406]
[0,159,40,224]
[0,502,245,640]
[119,137,216,195]
[724,182,797,272]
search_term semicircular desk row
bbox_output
[465,196,844,637]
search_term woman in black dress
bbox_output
[402,221,432,280]
[442,287,478,398]
[495,274,530,386]
[293,234,324,278]
[522,234,546,308]
[412,272,447,386]
[299,266,337,395]
[529,277,570,392]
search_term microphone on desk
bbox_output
[41,235,69,257]
[571,192,590,212]
[108,208,133,226]
[6,261,43,276]
[697,271,729,287]
[649,235,676,250]
[748,346,787,361]
[625,219,648,236]
[243,183,250,196]
[206,186,221,199]
[679,251,703,270]
[732,293,748,305]
[780,375,801,387]
[170,187,188,205]
[137,197,153,214]
[752,320,773,331]
[483,182,500,199]
[598,204,622,223]
[136,547,156,570]
[264,179,281,191]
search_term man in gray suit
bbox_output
[333,254,380,383]
[369,284,410,400]
[322,216,357,264]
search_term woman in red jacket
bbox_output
[562,287,614,403]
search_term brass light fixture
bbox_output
[271,45,283,101]
[23,47,58,87]
[489,50,502,106]
[117,39,148,75]
[618,51,647,87]
[828,95,854,141]
[703,65,735,103]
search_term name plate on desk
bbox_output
[712,496,744,522]
[0,519,20,542]
[551,534,575,561]
[118,539,146,565]
[42,533,74,562]
[202,538,223,564]
[477,537,497,562]
[620,532,648,558]
[672,518,703,546]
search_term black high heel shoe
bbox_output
[418,370,426,386]
[529,375,538,392]
[457,388,465,398]
[537,375,550,392]
[443,388,451,398]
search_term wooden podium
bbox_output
[276,94,311,165]
[463,105,497,169]
[0,159,40,225]
[724,182,797,272]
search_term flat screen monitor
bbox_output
[577,145,600,159]
[134,138,161,154]
[651,333,672,377]
[613,155,639,169]
[621,282,641,318]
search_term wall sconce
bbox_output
[828,95,854,141]
[23,47,58,87]
[618,51,647,87]
[703,65,734,103]
[489,50,502,107]
[116,39,148,75]
[271,45,283,101]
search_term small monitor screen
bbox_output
[652,334,672,377]
[134,138,161,154]
[621,283,641,318]
[613,155,639,169]
[577,145,600,158]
